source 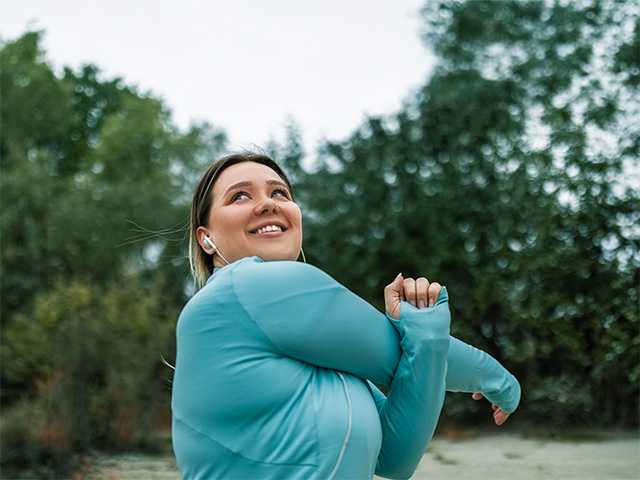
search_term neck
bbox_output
[213,258,227,269]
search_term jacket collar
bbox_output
[207,256,263,284]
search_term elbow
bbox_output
[375,454,421,480]
[375,465,416,480]
[504,375,521,414]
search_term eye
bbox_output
[230,188,290,203]
[231,191,250,202]
[273,188,290,199]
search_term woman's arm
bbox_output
[382,272,520,414]
[232,259,520,412]
[233,259,449,478]
[367,335,521,425]
[373,287,450,478]
[445,336,521,414]
[232,260,401,386]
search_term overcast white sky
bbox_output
[2,0,436,153]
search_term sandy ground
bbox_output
[79,433,639,480]
[404,433,640,480]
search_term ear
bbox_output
[196,226,213,253]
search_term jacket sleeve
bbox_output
[232,260,401,386]
[232,260,521,412]
[373,288,450,479]
[368,336,521,417]
[233,259,449,479]
[446,336,521,414]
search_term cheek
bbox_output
[288,205,303,228]
[215,207,250,233]
[289,206,303,242]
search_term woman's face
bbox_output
[197,161,303,267]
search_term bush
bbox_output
[0,273,177,473]
[0,395,76,477]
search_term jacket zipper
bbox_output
[327,372,352,480]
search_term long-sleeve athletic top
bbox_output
[171,256,521,480]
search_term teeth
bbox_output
[256,225,283,234]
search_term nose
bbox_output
[253,194,279,216]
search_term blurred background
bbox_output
[1,0,638,478]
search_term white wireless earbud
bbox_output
[203,235,231,266]
[203,236,216,251]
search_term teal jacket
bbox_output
[171,256,520,479]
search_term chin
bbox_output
[255,248,299,262]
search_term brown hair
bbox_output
[188,151,295,289]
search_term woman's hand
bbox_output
[384,273,442,320]
[472,392,511,426]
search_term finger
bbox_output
[403,278,417,307]
[427,282,442,306]
[472,392,483,401]
[494,410,510,426]
[384,273,404,298]
[384,273,404,319]
[415,277,430,308]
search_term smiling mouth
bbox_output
[249,227,288,235]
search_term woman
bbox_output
[171,152,520,479]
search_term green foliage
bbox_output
[294,0,639,427]
[1,30,225,473]
[0,397,76,477]
[0,276,176,471]
[0,31,227,327]
[0,31,74,170]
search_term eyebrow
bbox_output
[222,179,290,198]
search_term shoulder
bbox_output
[233,257,331,284]
[228,258,347,327]
[231,258,342,307]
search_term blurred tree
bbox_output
[1,31,229,474]
[0,31,73,173]
[1,275,177,475]
[0,31,227,397]
[298,0,639,426]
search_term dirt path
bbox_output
[407,434,640,480]
[83,433,639,479]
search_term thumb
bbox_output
[384,273,404,320]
